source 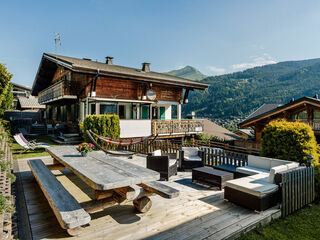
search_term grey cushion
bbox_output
[268,165,288,183]
[182,147,199,157]
[184,156,202,161]
[225,175,279,198]
[248,155,272,170]
[236,166,269,176]
[286,162,299,170]
[270,159,292,168]
[169,159,177,167]
[152,150,161,156]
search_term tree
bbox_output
[0,63,13,116]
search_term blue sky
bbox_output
[1,0,320,87]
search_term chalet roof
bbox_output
[243,103,283,123]
[203,119,242,141]
[240,96,320,127]
[32,53,209,95]
[235,129,254,138]
[18,96,45,109]
[12,82,31,91]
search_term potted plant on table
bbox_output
[77,142,94,157]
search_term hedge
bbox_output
[81,114,120,142]
[260,120,319,164]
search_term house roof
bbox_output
[203,119,242,141]
[240,96,320,127]
[242,103,283,123]
[18,96,45,109]
[12,82,31,91]
[32,53,209,95]
[235,129,254,137]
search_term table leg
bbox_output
[133,196,152,213]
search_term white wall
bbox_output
[120,120,152,138]
[165,105,171,120]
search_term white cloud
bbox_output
[206,66,226,75]
[231,53,277,71]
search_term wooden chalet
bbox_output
[239,96,320,142]
[32,53,209,138]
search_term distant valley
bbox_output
[166,58,320,121]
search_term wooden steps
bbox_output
[52,133,82,145]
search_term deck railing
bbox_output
[200,147,248,167]
[184,139,260,155]
[102,139,181,155]
[152,119,204,135]
[38,81,72,104]
[277,167,315,217]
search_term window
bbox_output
[119,105,125,119]
[71,104,76,122]
[100,104,117,114]
[314,110,320,121]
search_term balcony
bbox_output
[38,81,77,104]
[152,119,204,136]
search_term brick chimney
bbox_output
[105,56,113,65]
[142,62,150,72]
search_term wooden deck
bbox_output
[14,154,280,240]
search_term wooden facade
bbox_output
[32,53,208,137]
[240,97,320,142]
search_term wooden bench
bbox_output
[139,181,180,199]
[28,160,91,236]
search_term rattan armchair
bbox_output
[147,151,178,181]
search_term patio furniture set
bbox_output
[175,147,300,211]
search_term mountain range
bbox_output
[166,65,207,81]
[166,58,320,120]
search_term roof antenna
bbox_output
[54,33,61,54]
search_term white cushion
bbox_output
[270,159,292,168]
[182,147,199,157]
[225,176,279,198]
[268,165,288,183]
[236,166,269,176]
[169,159,177,167]
[248,155,271,170]
[152,150,161,156]
[184,156,202,161]
[248,173,270,182]
[286,162,299,170]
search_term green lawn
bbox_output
[239,204,320,240]
[11,135,60,159]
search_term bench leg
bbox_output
[67,227,83,236]
[133,196,152,213]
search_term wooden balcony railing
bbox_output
[38,81,75,104]
[289,120,320,131]
[152,119,204,135]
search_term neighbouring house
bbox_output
[11,82,32,108]
[202,119,241,141]
[31,53,209,138]
[234,129,254,140]
[16,96,45,111]
[239,95,320,142]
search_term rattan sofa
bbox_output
[224,155,299,211]
[147,150,178,181]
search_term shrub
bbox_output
[260,120,319,164]
[6,172,16,184]
[81,114,120,142]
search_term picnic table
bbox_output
[28,146,179,236]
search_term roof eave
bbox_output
[72,66,209,90]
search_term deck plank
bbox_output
[15,155,280,240]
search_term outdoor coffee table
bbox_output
[192,166,234,190]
